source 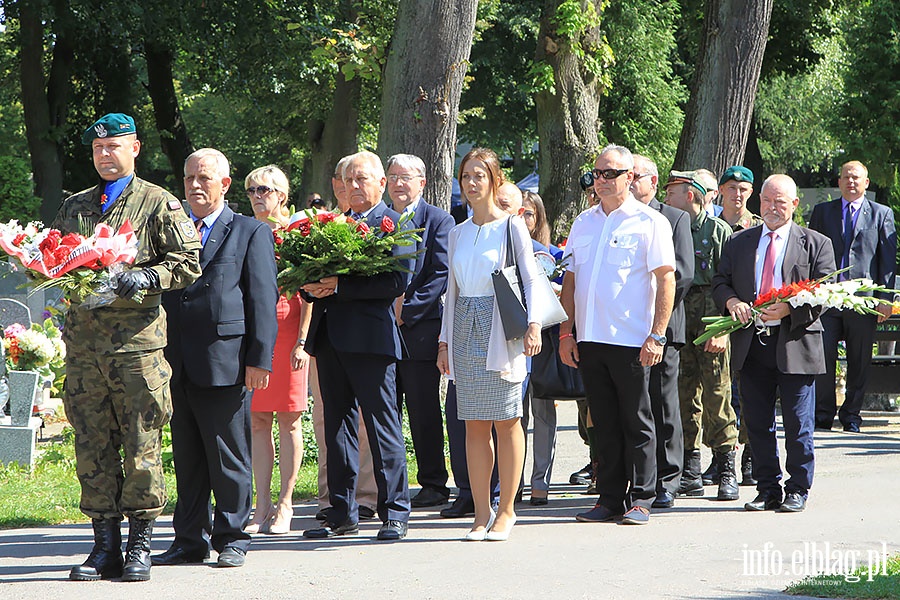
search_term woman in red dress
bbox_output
[244,165,311,534]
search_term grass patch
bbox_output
[786,554,900,599]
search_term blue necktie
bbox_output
[351,212,364,221]
[841,204,854,279]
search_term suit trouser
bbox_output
[578,342,656,511]
[170,376,252,554]
[397,358,449,494]
[523,388,558,493]
[816,310,876,427]
[315,327,410,523]
[309,356,377,511]
[649,344,684,495]
[741,331,816,498]
[445,381,500,501]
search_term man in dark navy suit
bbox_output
[714,174,835,513]
[631,155,694,509]
[808,160,897,433]
[301,151,412,541]
[154,148,278,568]
[386,154,455,508]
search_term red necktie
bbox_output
[760,231,777,294]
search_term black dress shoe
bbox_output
[410,487,450,507]
[843,422,861,434]
[652,490,675,509]
[570,463,593,485]
[315,508,331,522]
[376,520,408,540]
[778,492,807,513]
[744,493,782,512]
[151,546,209,566]
[358,506,376,520]
[216,547,246,568]
[575,504,623,523]
[529,495,549,506]
[439,497,475,518]
[303,519,359,539]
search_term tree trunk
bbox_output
[19,0,71,223]
[144,40,194,183]
[535,0,606,242]
[377,0,479,212]
[672,0,774,175]
[304,71,361,207]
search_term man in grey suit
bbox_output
[808,160,896,433]
[713,174,835,513]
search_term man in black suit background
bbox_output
[154,148,278,568]
[631,155,694,509]
[713,174,835,513]
[808,160,896,433]
[386,153,455,508]
[301,151,412,541]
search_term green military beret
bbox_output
[82,113,137,145]
[719,165,754,186]
[664,170,707,198]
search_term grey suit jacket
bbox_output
[712,223,835,374]
[808,197,896,299]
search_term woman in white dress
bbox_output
[437,148,543,541]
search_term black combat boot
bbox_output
[676,450,704,497]
[121,518,154,582]
[70,518,124,581]
[715,450,740,501]
[701,457,720,486]
[740,446,757,486]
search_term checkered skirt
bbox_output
[452,295,522,421]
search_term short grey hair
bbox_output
[597,144,634,169]
[633,154,658,178]
[343,150,385,180]
[334,155,352,179]
[185,148,230,178]
[761,174,798,199]
[386,153,426,178]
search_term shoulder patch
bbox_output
[168,199,182,210]
[180,220,197,239]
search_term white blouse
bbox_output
[451,218,508,296]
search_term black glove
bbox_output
[115,268,160,300]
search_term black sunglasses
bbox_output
[591,168,631,180]
[246,185,276,196]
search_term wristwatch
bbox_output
[649,333,667,346]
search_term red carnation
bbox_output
[12,233,26,245]
[38,230,62,253]
[61,233,83,247]
[356,221,370,235]
[273,231,284,245]
[297,221,311,237]
[317,212,336,224]
[380,216,395,234]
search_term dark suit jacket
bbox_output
[398,200,454,360]
[712,223,835,374]
[451,203,468,225]
[304,201,409,359]
[162,206,278,387]
[650,199,694,345]
[808,197,896,298]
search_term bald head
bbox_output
[759,174,799,230]
[497,182,524,215]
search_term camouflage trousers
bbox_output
[679,288,738,453]
[63,347,172,520]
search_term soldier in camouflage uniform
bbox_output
[718,166,763,486]
[51,113,201,582]
[663,171,740,502]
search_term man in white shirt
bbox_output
[559,144,676,525]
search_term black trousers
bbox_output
[578,342,656,511]
[649,344,683,495]
[397,358,449,494]
[170,376,252,554]
[816,309,876,427]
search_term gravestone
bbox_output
[0,297,41,470]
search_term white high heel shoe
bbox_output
[485,515,517,541]
[463,509,496,541]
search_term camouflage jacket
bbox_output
[51,176,202,353]
[727,210,763,232]
[690,210,733,287]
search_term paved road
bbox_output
[1,402,898,599]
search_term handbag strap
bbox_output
[505,217,526,305]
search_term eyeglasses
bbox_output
[523,211,535,218]
[633,172,652,181]
[592,168,631,180]
[246,185,276,197]
[387,174,422,184]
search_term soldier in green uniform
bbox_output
[663,171,740,502]
[717,166,762,486]
[51,113,201,582]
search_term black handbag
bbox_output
[530,326,585,400]
[491,220,528,340]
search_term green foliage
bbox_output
[0,155,42,223]
[553,0,613,89]
[785,553,900,599]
